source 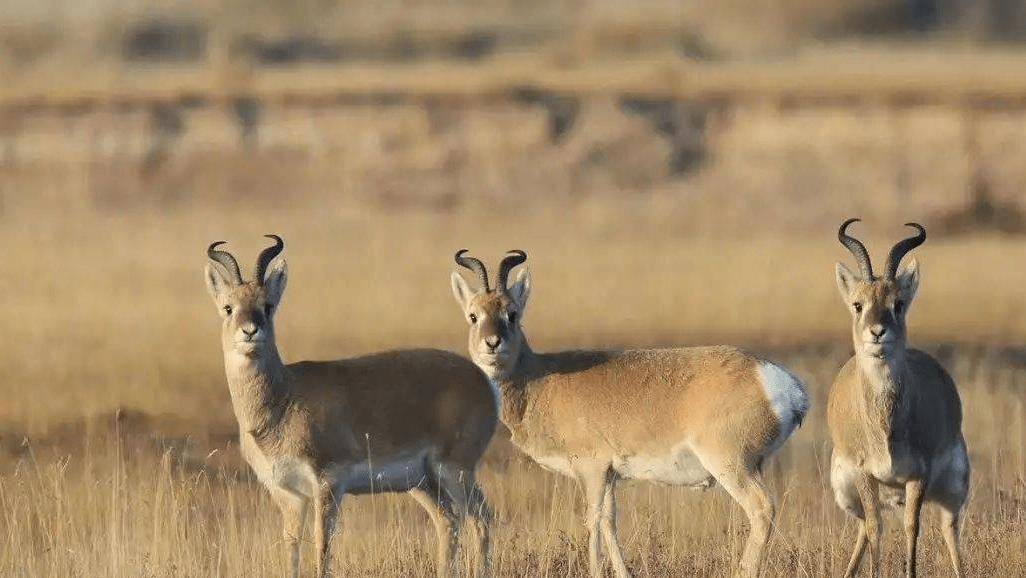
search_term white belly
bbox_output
[613,444,714,488]
[527,443,714,489]
[339,450,430,495]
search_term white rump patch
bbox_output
[757,361,810,454]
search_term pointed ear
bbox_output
[263,259,288,307]
[835,262,859,303]
[896,258,919,301]
[205,262,234,304]
[451,271,473,312]
[508,267,532,311]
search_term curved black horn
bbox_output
[254,234,285,285]
[884,223,926,280]
[207,241,243,284]
[838,218,874,280]
[496,249,528,291]
[455,249,490,291]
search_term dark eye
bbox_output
[469,313,478,324]
[508,311,517,324]
[853,302,863,314]
[894,301,904,315]
[264,304,273,316]
[223,305,233,316]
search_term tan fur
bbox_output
[207,245,497,578]
[830,258,969,578]
[451,261,808,578]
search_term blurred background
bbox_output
[1,2,1025,576]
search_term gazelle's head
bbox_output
[450,249,531,380]
[204,235,287,359]
[834,219,924,360]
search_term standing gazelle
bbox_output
[449,249,810,578]
[204,236,497,578]
[829,219,969,578]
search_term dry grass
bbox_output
[0,199,1025,576]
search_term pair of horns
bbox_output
[207,235,284,285]
[455,249,527,292]
[838,218,925,280]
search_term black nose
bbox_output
[870,326,886,338]
[242,325,258,337]
[485,336,501,350]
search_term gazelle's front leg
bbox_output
[313,479,343,577]
[599,476,631,578]
[854,475,882,578]
[576,463,612,578]
[903,479,925,578]
[272,489,308,578]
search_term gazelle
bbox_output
[829,219,969,578]
[204,236,498,578]
[449,249,810,578]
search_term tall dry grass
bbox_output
[0,199,1024,575]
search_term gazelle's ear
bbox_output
[835,262,859,303]
[264,259,288,307]
[205,262,234,304]
[508,267,531,311]
[896,258,919,302]
[451,271,474,312]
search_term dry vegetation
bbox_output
[0,196,1025,576]
[3,3,1026,571]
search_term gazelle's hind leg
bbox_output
[431,461,492,578]
[409,477,461,578]
[938,502,964,578]
[934,439,969,578]
[831,454,870,577]
[704,457,775,578]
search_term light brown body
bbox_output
[829,220,969,578]
[451,251,809,578]
[207,238,497,578]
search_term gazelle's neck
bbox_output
[223,343,287,434]
[492,338,537,429]
[856,346,907,395]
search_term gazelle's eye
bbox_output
[852,302,863,314]
[508,311,517,324]
[469,313,478,324]
[264,304,273,316]
[894,301,904,315]
[223,305,233,316]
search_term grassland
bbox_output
[0,195,1024,576]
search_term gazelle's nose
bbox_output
[241,323,259,337]
[485,336,501,351]
[869,325,886,339]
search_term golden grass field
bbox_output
[1,195,1025,576]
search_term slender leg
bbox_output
[939,502,965,578]
[854,476,882,578]
[410,481,461,578]
[598,476,631,578]
[903,480,925,578]
[714,468,775,578]
[272,489,308,578]
[843,524,868,578]
[433,462,481,577]
[464,479,493,578]
[577,465,610,578]
[313,480,343,578]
